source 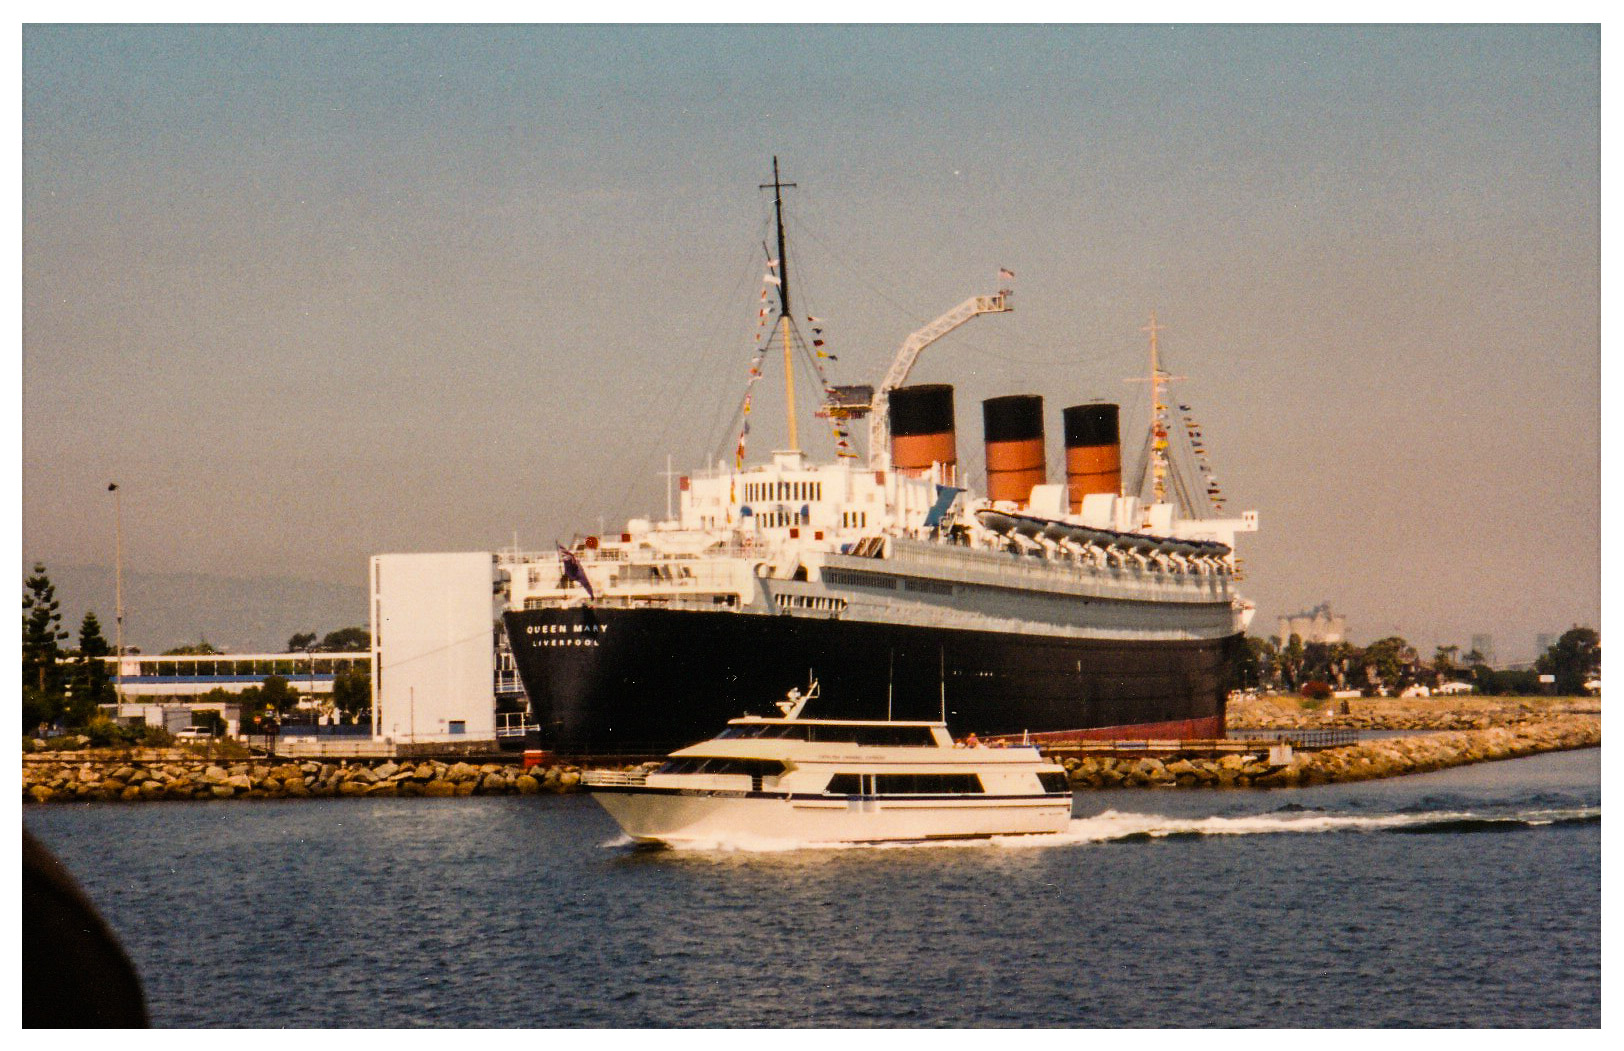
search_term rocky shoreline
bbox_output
[20,697,1600,802]
[22,755,583,804]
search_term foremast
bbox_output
[761,156,800,453]
[1125,312,1259,574]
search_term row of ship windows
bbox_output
[825,563,1223,594]
[752,510,804,529]
[653,760,1071,795]
[821,569,950,595]
[684,510,870,531]
[823,568,898,590]
[522,594,739,609]
[774,594,850,613]
[109,657,369,678]
[826,772,1070,795]
[824,773,984,795]
[742,481,824,503]
[655,760,984,796]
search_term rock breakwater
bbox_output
[21,754,588,804]
[1061,713,1598,788]
[21,696,1600,802]
[1228,694,1598,732]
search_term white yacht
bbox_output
[581,683,1074,846]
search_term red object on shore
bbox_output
[522,750,550,770]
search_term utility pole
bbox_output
[108,482,124,702]
[661,454,680,520]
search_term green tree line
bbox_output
[1233,626,1600,697]
[22,564,116,732]
[22,563,374,734]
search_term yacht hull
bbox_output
[591,786,1073,845]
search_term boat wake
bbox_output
[1038,805,1601,846]
[602,804,1598,853]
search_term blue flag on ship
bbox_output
[557,544,595,600]
[922,485,965,529]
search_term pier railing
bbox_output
[581,770,650,788]
[1244,729,1361,750]
[1040,729,1359,760]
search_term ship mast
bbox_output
[1133,311,1189,506]
[1146,312,1168,504]
[761,157,799,452]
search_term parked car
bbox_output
[173,727,216,740]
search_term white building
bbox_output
[95,652,370,737]
[1277,603,1346,647]
[371,552,499,746]
[99,652,370,697]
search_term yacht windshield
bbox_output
[716,724,936,746]
[655,757,787,778]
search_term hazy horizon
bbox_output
[21,25,1601,664]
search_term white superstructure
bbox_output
[501,449,1256,641]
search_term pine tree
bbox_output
[22,564,69,728]
[65,611,117,725]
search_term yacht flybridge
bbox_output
[581,682,1074,846]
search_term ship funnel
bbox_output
[983,395,1046,506]
[889,384,957,480]
[1063,403,1121,511]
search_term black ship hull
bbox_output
[503,606,1240,754]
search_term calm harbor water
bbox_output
[25,748,1599,1028]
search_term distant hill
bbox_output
[22,563,369,655]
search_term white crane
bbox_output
[867,291,1013,468]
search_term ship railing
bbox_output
[574,544,769,564]
[494,711,538,738]
[1245,728,1361,750]
[1040,731,1361,758]
[581,769,650,787]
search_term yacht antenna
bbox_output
[760,156,800,452]
[939,646,946,723]
[887,649,894,722]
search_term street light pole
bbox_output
[108,482,124,702]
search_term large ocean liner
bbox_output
[500,160,1257,754]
